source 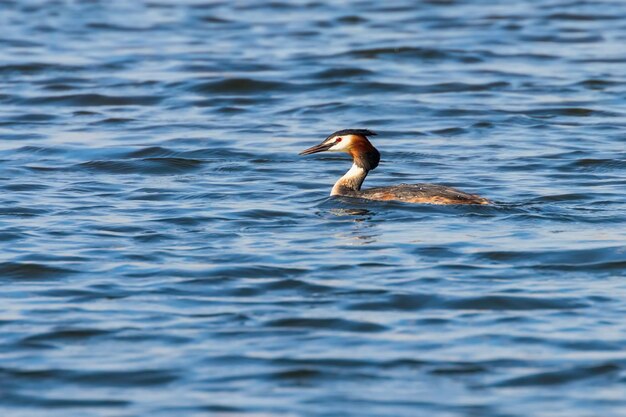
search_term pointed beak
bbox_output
[299,142,333,155]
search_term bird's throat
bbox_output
[331,163,369,196]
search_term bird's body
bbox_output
[299,129,489,205]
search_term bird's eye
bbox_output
[335,138,342,143]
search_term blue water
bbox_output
[1,1,626,416]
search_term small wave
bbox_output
[430,364,487,375]
[42,83,78,92]
[313,67,374,79]
[446,295,587,310]
[0,38,43,48]
[564,158,626,172]
[196,265,308,280]
[0,207,50,217]
[348,293,441,311]
[520,34,604,43]
[11,93,164,106]
[494,363,620,387]
[475,246,626,272]
[521,107,617,118]
[259,278,333,293]
[431,127,467,136]
[0,62,78,75]
[190,78,293,94]
[198,16,233,24]
[575,79,619,90]
[270,368,325,380]
[546,13,620,21]
[0,232,23,242]
[528,193,591,202]
[336,15,369,24]
[9,113,57,122]
[1,392,129,408]
[68,369,178,387]
[90,117,136,125]
[423,81,510,93]
[345,46,483,63]
[20,328,113,345]
[265,317,387,332]
[123,146,178,158]
[348,293,587,311]
[86,22,158,32]
[2,133,47,141]
[0,262,76,279]
[2,183,50,191]
[78,157,203,174]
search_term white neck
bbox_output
[331,163,368,196]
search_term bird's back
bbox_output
[352,183,490,205]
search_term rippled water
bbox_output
[2,1,626,416]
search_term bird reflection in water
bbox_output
[328,208,378,244]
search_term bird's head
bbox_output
[299,129,380,171]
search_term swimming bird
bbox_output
[299,129,490,205]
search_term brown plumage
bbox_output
[299,129,490,205]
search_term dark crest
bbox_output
[326,129,377,141]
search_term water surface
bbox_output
[1,1,626,416]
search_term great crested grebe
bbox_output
[299,129,490,205]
